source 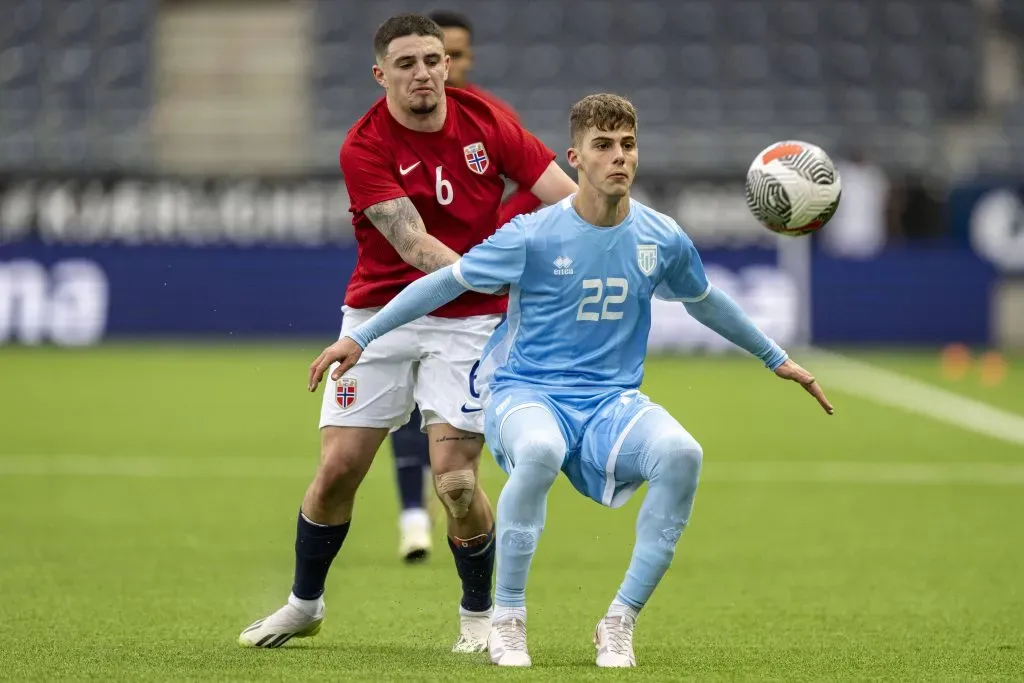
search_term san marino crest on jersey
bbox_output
[637,244,658,275]
[336,377,357,409]
[463,142,489,174]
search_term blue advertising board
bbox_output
[948,180,1024,272]
[0,173,998,347]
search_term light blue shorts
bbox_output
[484,383,671,508]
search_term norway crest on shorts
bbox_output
[336,377,357,409]
[463,142,489,174]
[637,244,658,275]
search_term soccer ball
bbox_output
[745,140,842,236]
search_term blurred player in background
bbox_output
[388,9,546,565]
[239,14,577,652]
[308,93,833,668]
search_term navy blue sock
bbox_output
[292,511,350,600]
[448,526,495,613]
[391,407,430,511]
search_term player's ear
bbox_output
[372,63,387,89]
[443,53,451,81]
[566,147,581,170]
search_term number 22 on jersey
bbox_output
[576,278,628,321]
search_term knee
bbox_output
[311,446,363,503]
[509,430,565,481]
[649,431,703,485]
[433,468,477,519]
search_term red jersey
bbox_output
[340,87,555,318]
[463,84,545,225]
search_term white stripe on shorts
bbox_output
[603,405,659,506]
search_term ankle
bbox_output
[288,592,324,618]
[493,605,527,623]
[607,598,640,622]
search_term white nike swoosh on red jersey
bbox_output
[399,162,421,176]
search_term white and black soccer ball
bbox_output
[745,140,842,236]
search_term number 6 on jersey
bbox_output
[435,166,453,205]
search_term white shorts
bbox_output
[318,306,501,434]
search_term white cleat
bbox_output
[594,614,637,667]
[238,602,323,648]
[488,617,531,667]
[399,509,432,563]
[452,607,491,653]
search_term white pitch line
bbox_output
[1,454,1023,486]
[707,461,1024,486]
[0,454,307,479]
[808,350,1024,448]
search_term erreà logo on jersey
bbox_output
[553,256,574,275]
[463,142,489,174]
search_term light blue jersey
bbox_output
[344,191,788,618]
[348,192,785,507]
[453,195,710,397]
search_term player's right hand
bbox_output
[308,337,363,392]
[773,358,834,415]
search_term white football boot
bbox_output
[238,597,324,648]
[452,606,491,653]
[488,616,531,667]
[594,614,637,667]
[398,508,432,563]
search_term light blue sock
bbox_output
[493,406,566,608]
[612,409,703,612]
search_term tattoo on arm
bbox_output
[364,197,460,273]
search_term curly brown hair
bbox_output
[569,93,638,147]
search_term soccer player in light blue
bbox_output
[309,93,834,669]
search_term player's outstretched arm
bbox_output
[307,266,469,392]
[683,287,833,415]
[365,197,460,274]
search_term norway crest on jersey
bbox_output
[637,244,658,275]
[336,377,357,409]
[463,142,489,174]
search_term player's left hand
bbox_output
[308,337,363,392]
[774,358,834,415]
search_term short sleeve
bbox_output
[452,217,527,293]
[339,136,406,213]
[491,108,556,190]
[655,230,711,303]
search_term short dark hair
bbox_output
[373,14,445,62]
[428,10,473,37]
[569,93,638,146]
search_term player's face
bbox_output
[441,27,473,88]
[568,127,638,198]
[373,35,449,115]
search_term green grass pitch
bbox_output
[1,344,1022,680]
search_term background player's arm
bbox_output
[497,162,576,225]
[364,197,460,273]
[488,106,576,210]
[526,161,578,207]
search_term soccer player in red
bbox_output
[388,9,544,565]
[239,14,577,652]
